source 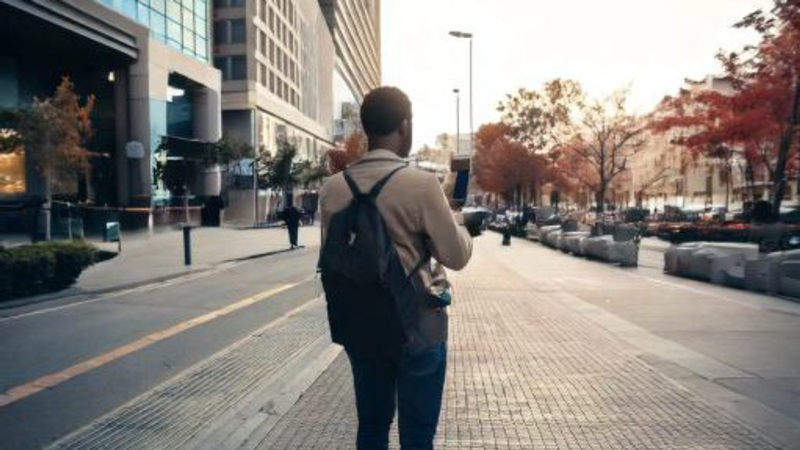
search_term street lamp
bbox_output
[453,88,460,157]
[448,31,473,156]
[449,30,474,204]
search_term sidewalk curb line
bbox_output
[549,289,800,450]
[205,340,342,450]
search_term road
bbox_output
[0,248,320,450]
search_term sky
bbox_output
[380,0,774,150]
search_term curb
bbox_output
[0,246,306,312]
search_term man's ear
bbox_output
[399,118,410,136]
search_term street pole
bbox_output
[454,88,460,156]
[449,30,475,205]
[469,36,474,162]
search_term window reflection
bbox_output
[0,152,25,195]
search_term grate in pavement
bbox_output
[48,302,328,450]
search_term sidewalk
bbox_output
[2,225,320,305]
[252,236,784,449]
[77,225,320,293]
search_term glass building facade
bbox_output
[97,0,210,61]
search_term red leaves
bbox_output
[326,131,365,175]
[473,123,546,199]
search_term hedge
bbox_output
[0,241,98,302]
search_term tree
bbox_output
[497,79,583,154]
[473,123,548,206]
[258,140,326,196]
[711,1,800,214]
[326,131,365,174]
[557,89,646,214]
[212,135,254,192]
[15,77,95,240]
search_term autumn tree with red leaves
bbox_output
[473,123,548,206]
[654,1,800,215]
[326,131,366,174]
[9,77,96,240]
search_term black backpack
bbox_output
[318,163,428,357]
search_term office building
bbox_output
[214,0,335,221]
[318,0,381,141]
[0,0,222,226]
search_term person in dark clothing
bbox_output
[282,206,301,248]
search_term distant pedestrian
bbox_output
[281,205,301,248]
[318,86,473,450]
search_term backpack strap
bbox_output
[408,251,430,278]
[342,170,362,197]
[368,164,408,198]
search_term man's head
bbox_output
[360,86,413,157]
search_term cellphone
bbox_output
[452,169,469,205]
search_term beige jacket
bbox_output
[319,149,473,346]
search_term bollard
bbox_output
[502,227,511,246]
[183,225,192,266]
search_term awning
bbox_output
[157,136,215,162]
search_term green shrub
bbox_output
[0,240,98,302]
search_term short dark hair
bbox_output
[360,87,412,137]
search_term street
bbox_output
[2,233,800,449]
[0,247,320,450]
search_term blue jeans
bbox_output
[346,341,447,450]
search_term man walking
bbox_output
[319,87,473,449]
[281,205,301,248]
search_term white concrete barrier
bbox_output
[609,241,639,267]
[562,232,590,255]
[585,236,614,261]
[779,260,800,297]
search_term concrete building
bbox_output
[213,0,335,222]
[318,0,380,100]
[214,0,334,159]
[0,0,222,232]
[629,75,800,215]
[318,0,381,142]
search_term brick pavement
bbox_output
[254,237,780,449]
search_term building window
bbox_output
[182,7,194,31]
[270,71,275,92]
[0,152,25,196]
[167,19,182,49]
[269,8,275,31]
[230,0,245,6]
[214,21,227,44]
[259,63,267,86]
[230,19,246,43]
[214,57,227,77]
[259,0,266,22]
[151,11,167,40]
[269,40,275,64]
[231,55,247,80]
[259,32,266,56]
[152,0,167,13]
[167,0,181,19]
[196,35,207,58]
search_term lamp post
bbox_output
[448,31,473,156]
[453,88,460,157]
[449,30,474,204]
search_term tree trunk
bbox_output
[773,82,800,216]
[44,177,52,241]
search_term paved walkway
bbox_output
[253,236,782,449]
[67,226,319,295]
